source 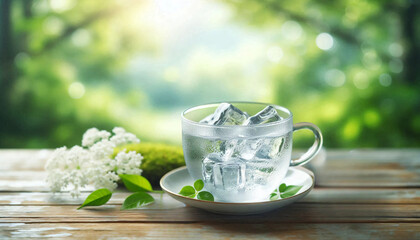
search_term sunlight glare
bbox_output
[267,46,283,63]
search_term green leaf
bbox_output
[197,191,214,201]
[280,185,303,198]
[121,192,155,210]
[194,179,204,191]
[279,183,287,192]
[77,189,112,210]
[269,192,279,201]
[119,174,153,192]
[179,186,196,198]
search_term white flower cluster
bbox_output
[45,127,143,197]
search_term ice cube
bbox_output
[254,137,285,159]
[232,137,284,160]
[244,105,282,125]
[234,139,263,160]
[245,157,275,174]
[245,158,273,186]
[220,139,240,159]
[200,103,249,125]
[231,106,283,161]
[213,159,246,190]
[202,153,223,183]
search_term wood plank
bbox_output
[305,149,420,187]
[304,188,420,204]
[0,150,51,171]
[313,170,420,187]
[1,169,419,191]
[0,188,419,206]
[0,171,48,192]
[309,151,420,171]
[0,171,419,191]
[0,203,418,223]
[0,192,185,209]
[0,223,419,239]
[322,149,420,163]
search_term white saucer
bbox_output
[160,166,314,215]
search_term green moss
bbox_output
[115,142,185,186]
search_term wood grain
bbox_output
[0,167,419,192]
[0,203,418,223]
[306,149,420,187]
[0,169,418,191]
[0,223,419,239]
[313,169,420,187]
[0,150,51,171]
[0,188,419,206]
[0,149,419,239]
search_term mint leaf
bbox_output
[179,186,196,198]
[270,184,303,200]
[77,188,112,210]
[119,174,153,192]
[279,183,287,192]
[121,192,154,210]
[194,179,204,191]
[269,192,279,201]
[197,191,214,201]
[280,185,303,198]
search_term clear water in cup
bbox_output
[183,133,292,202]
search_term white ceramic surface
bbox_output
[160,166,314,215]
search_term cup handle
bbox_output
[290,122,323,166]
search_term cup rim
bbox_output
[181,101,293,128]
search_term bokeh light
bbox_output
[71,29,92,48]
[389,59,403,73]
[316,33,334,50]
[68,82,86,99]
[362,50,381,70]
[364,110,381,127]
[353,72,370,89]
[43,17,64,35]
[379,73,392,87]
[388,43,404,58]
[325,69,346,87]
[49,0,76,13]
[281,21,303,42]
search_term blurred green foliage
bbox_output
[0,0,419,148]
[224,0,420,148]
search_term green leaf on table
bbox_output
[280,185,303,198]
[194,179,204,191]
[179,185,196,198]
[121,192,155,210]
[119,174,153,192]
[77,188,112,210]
[197,191,214,201]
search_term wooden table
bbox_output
[0,149,419,239]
